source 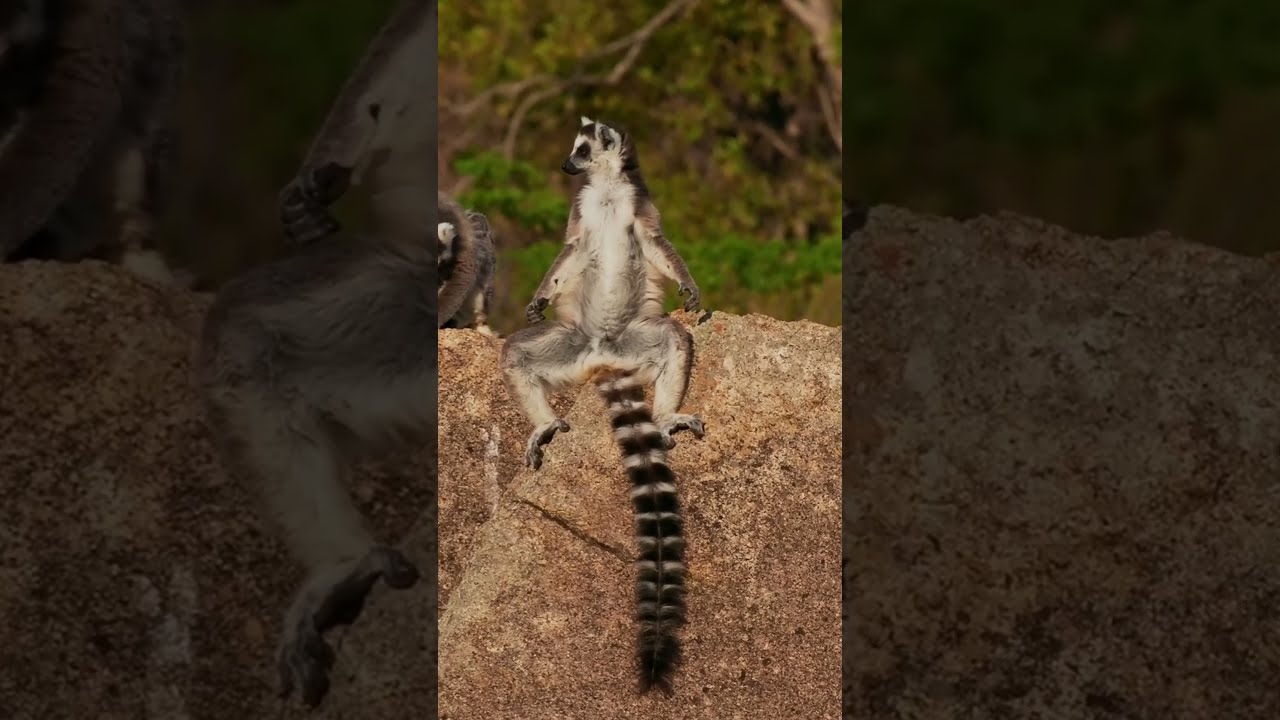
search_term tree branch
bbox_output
[782,0,842,152]
[446,0,698,159]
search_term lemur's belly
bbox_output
[578,227,643,336]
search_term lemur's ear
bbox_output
[580,116,592,127]
[602,126,620,151]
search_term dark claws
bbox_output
[278,621,334,707]
[526,297,549,324]
[279,163,352,244]
[678,284,701,313]
[525,419,570,469]
[661,416,705,448]
[278,545,418,707]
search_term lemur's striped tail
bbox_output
[591,367,686,694]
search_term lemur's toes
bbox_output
[660,414,705,447]
[525,419,571,470]
[372,545,420,589]
[277,618,335,707]
[525,444,544,470]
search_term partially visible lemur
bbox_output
[500,116,703,693]
[278,0,435,247]
[437,191,496,335]
[197,231,433,708]
[199,0,438,709]
[0,0,187,286]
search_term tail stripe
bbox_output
[592,367,686,694]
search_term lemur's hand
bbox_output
[279,163,352,245]
[526,297,549,324]
[678,283,701,313]
[299,162,353,206]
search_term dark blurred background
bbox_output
[161,0,401,285]
[844,2,1280,257]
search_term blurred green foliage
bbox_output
[843,1,1280,257]
[453,151,841,322]
[440,0,842,333]
[165,0,398,280]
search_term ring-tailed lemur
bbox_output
[199,0,437,709]
[499,116,703,693]
[0,0,189,287]
[437,191,496,336]
[198,229,433,708]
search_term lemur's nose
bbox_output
[560,159,575,173]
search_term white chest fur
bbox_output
[575,177,641,327]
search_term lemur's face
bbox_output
[437,222,456,266]
[561,116,624,176]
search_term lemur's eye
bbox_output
[575,144,590,158]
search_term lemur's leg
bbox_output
[209,398,417,707]
[620,317,704,448]
[471,285,495,337]
[112,145,180,286]
[501,322,589,469]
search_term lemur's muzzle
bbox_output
[561,158,583,175]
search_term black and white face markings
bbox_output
[437,221,456,274]
[561,115,626,176]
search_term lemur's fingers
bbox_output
[526,300,547,324]
[302,163,353,206]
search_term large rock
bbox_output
[0,261,436,719]
[844,206,1280,718]
[438,312,842,718]
[0,260,840,719]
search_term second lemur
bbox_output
[500,117,703,693]
[437,191,496,335]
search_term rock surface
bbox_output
[0,261,840,719]
[438,312,841,719]
[844,206,1280,718]
[0,260,436,719]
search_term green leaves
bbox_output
[455,152,570,237]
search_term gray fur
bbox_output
[197,235,434,707]
[437,191,496,335]
[0,0,187,287]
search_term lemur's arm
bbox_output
[526,204,582,322]
[438,259,476,326]
[0,1,127,258]
[635,203,700,312]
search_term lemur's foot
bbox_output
[119,249,177,287]
[658,413,705,449]
[525,419,570,470]
[276,545,418,707]
[475,323,497,338]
